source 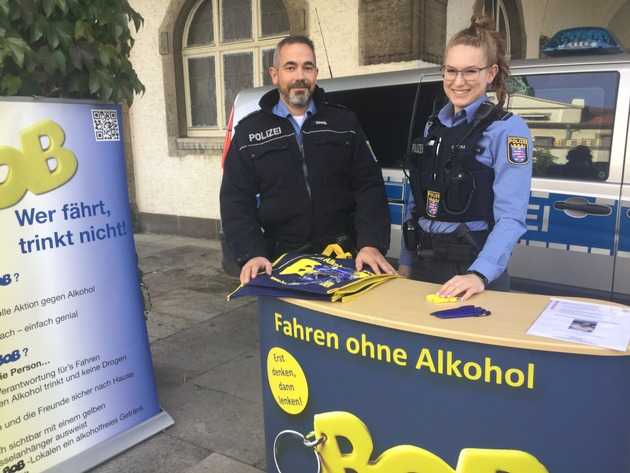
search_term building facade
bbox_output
[126,0,630,238]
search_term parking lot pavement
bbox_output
[90,233,266,473]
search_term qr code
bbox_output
[91,109,121,141]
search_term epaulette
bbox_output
[238,108,263,124]
[474,102,515,126]
[475,101,497,122]
[457,102,504,143]
[324,101,348,110]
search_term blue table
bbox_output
[258,278,630,473]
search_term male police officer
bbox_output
[220,36,394,284]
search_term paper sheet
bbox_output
[527,298,630,351]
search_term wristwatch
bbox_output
[466,270,488,288]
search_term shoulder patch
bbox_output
[410,141,424,155]
[507,136,529,165]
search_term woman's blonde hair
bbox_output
[445,15,509,108]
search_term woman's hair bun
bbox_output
[470,14,495,31]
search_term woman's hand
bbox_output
[437,273,485,301]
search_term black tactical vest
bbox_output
[407,102,511,223]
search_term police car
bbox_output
[222,27,630,303]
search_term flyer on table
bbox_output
[0,100,161,473]
[527,298,630,351]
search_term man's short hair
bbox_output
[273,35,316,66]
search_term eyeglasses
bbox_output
[441,65,494,82]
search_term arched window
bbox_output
[182,0,289,136]
[483,0,525,59]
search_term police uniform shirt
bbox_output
[272,98,316,143]
[400,95,533,283]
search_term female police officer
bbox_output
[399,15,532,301]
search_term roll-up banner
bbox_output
[0,98,173,473]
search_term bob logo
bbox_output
[0,120,78,209]
[313,411,549,473]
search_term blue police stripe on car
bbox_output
[522,191,616,254]
[617,205,630,258]
[385,182,405,226]
[384,181,621,257]
[384,182,404,201]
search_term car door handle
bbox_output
[553,198,612,216]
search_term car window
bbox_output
[327,82,445,169]
[506,71,619,181]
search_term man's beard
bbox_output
[285,80,312,107]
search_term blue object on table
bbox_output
[430,305,491,318]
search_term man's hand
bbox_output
[437,273,484,301]
[240,256,272,285]
[355,246,396,275]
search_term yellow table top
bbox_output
[281,278,630,356]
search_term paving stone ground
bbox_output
[90,233,266,473]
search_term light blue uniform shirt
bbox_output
[399,95,533,283]
[272,99,317,143]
